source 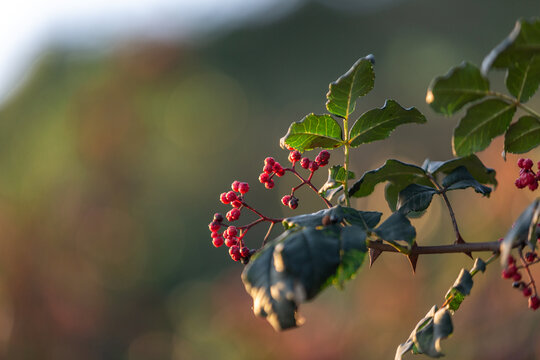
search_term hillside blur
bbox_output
[0,0,539,359]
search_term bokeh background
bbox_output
[0,0,539,359]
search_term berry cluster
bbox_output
[515,158,540,191]
[209,181,254,262]
[260,149,331,209]
[502,253,540,310]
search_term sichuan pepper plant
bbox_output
[208,18,540,359]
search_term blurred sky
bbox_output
[0,0,309,104]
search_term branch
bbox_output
[367,240,505,255]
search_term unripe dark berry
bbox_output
[523,158,534,170]
[526,252,537,263]
[227,226,238,237]
[300,157,310,169]
[265,179,275,189]
[240,246,250,257]
[523,287,533,297]
[281,195,292,206]
[209,221,221,232]
[226,191,237,202]
[231,181,240,192]
[220,192,230,204]
[309,161,319,171]
[212,236,224,247]
[238,182,249,194]
[289,197,298,209]
[226,208,241,221]
[512,281,521,288]
[229,245,241,261]
[529,295,540,310]
[213,213,223,223]
[231,200,243,208]
[263,163,274,174]
[264,157,275,166]
[518,158,526,168]
[259,172,270,183]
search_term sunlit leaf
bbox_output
[326,55,375,119]
[444,269,473,311]
[349,100,426,147]
[280,113,343,151]
[319,165,355,198]
[506,55,540,102]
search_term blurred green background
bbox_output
[0,0,539,359]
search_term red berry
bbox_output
[213,213,223,222]
[523,287,533,297]
[229,245,241,261]
[264,157,275,166]
[273,162,283,172]
[281,195,292,206]
[502,265,517,279]
[226,191,237,202]
[529,181,539,191]
[515,177,527,189]
[240,246,250,257]
[309,161,319,171]
[319,150,330,161]
[238,182,249,194]
[518,158,526,168]
[523,172,535,185]
[288,150,301,163]
[275,167,285,177]
[220,192,230,204]
[289,197,298,209]
[523,158,534,170]
[211,231,220,238]
[227,226,238,237]
[300,157,310,169]
[265,179,275,189]
[212,236,224,247]
[508,255,515,264]
[209,221,221,232]
[225,237,237,247]
[259,172,270,183]
[513,272,522,281]
[231,181,240,192]
[529,296,540,310]
[526,252,537,263]
[263,163,274,174]
[226,208,241,221]
[231,200,243,208]
[285,145,295,151]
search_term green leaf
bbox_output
[444,269,473,311]
[349,100,426,147]
[471,258,487,275]
[325,226,368,289]
[504,115,540,154]
[427,62,490,115]
[397,184,438,215]
[453,99,516,156]
[374,212,416,250]
[395,306,453,359]
[283,205,382,231]
[280,113,343,152]
[326,55,375,119]
[349,159,433,198]
[441,166,492,196]
[243,224,370,331]
[482,19,540,74]
[319,165,355,198]
[500,199,540,267]
[241,232,301,331]
[506,55,540,102]
[422,154,497,186]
